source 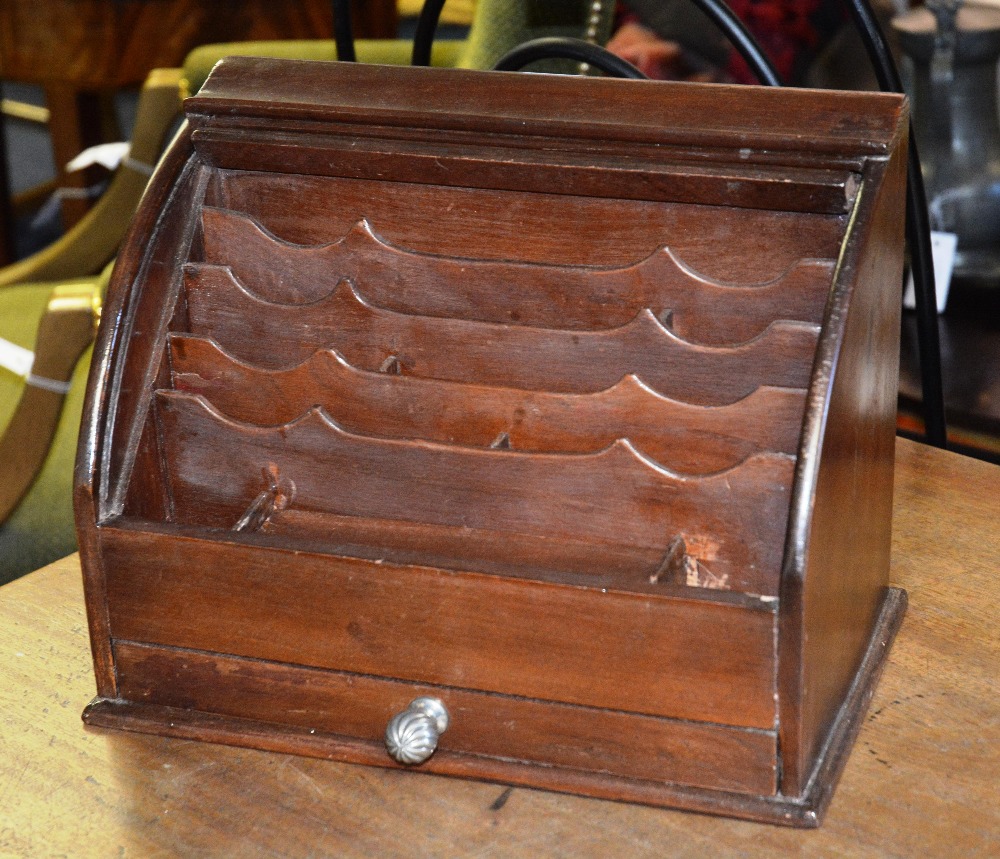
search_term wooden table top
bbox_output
[2,437,997,857]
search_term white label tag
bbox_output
[65,141,129,173]
[0,337,34,378]
[904,231,957,314]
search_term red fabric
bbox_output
[723,0,824,83]
[613,0,842,85]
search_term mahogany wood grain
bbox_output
[153,390,794,595]
[74,59,910,823]
[187,60,902,173]
[73,127,198,700]
[194,126,858,215]
[183,267,819,402]
[168,333,807,472]
[99,137,206,520]
[97,526,778,729]
[253,508,763,596]
[211,171,848,276]
[199,207,834,343]
[84,587,901,828]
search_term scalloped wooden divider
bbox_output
[168,333,807,472]
[183,265,820,401]
[155,389,795,595]
[200,206,836,344]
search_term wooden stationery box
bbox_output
[76,58,909,826]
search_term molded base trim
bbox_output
[82,587,906,828]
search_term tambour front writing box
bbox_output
[77,58,908,826]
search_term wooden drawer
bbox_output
[100,526,778,729]
[110,639,778,796]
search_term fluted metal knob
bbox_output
[384,697,449,765]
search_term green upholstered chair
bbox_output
[0,70,183,289]
[181,0,617,94]
[0,271,105,584]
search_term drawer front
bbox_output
[112,640,778,796]
[100,527,777,729]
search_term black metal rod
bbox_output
[412,0,448,66]
[689,0,783,86]
[843,0,947,447]
[332,0,356,62]
[490,0,780,88]
[494,37,648,78]
[902,136,947,446]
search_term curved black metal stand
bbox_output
[687,0,784,86]
[412,0,449,66]
[332,0,356,62]
[490,6,780,88]
[494,37,647,78]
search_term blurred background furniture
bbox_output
[0,69,183,288]
[0,62,183,586]
[0,0,397,259]
[891,0,1000,460]
[0,0,615,585]
[893,2,1000,286]
[0,274,104,584]
[898,284,1000,460]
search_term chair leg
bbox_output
[43,85,119,229]
[0,282,100,524]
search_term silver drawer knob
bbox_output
[385,697,449,765]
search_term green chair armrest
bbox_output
[0,271,107,585]
[182,39,468,96]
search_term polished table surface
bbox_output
[1,438,997,857]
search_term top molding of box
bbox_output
[187,57,907,165]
